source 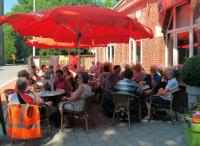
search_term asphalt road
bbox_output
[0,64,27,87]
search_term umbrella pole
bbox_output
[77,38,80,73]
[77,32,81,73]
[68,48,70,65]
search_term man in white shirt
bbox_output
[145,67,179,120]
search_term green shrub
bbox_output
[181,56,200,87]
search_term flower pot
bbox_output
[183,123,200,146]
[186,85,200,109]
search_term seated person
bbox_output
[54,70,72,96]
[59,72,92,111]
[8,78,40,105]
[17,70,53,108]
[62,66,73,84]
[120,64,130,79]
[17,70,43,103]
[140,65,161,95]
[58,72,92,126]
[145,67,179,120]
[29,65,41,83]
[39,65,47,78]
[107,65,121,91]
[132,63,145,83]
[18,69,34,86]
[100,64,111,89]
[115,68,140,95]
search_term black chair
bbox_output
[151,88,185,124]
[101,87,114,117]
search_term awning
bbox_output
[158,0,189,12]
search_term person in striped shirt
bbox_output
[115,68,140,95]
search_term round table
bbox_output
[36,89,65,97]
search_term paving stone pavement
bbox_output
[0,103,187,146]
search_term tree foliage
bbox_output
[3,0,120,63]
[3,25,15,63]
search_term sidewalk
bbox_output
[0,64,27,104]
[0,102,187,146]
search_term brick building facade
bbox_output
[95,0,200,71]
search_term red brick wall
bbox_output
[96,47,105,62]
[114,44,123,65]
[96,1,166,71]
[140,2,165,70]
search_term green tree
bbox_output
[3,25,16,63]
[13,33,32,62]
[102,0,120,8]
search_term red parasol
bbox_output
[26,37,106,49]
[0,5,153,70]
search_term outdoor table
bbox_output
[36,89,65,127]
[36,89,65,98]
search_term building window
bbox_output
[106,44,115,62]
[177,31,189,64]
[136,41,141,63]
[129,39,141,64]
[166,3,197,66]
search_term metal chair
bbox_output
[111,92,141,128]
[4,89,51,136]
[60,93,94,132]
[151,88,182,124]
[4,89,15,103]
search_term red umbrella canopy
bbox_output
[0,5,153,45]
[26,37,106,49]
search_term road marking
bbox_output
[0,77,17,88]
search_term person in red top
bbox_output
[54,70,72,96]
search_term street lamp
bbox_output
[32,0,36,56]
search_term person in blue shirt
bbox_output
[140,65,161,94]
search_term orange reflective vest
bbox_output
[7,104,42,139]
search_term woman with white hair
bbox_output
[144,67,179,120]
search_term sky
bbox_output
[4,0,18,13]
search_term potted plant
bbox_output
[181,56,200,109]
[183,98,200,146]
[174,64,183,83]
